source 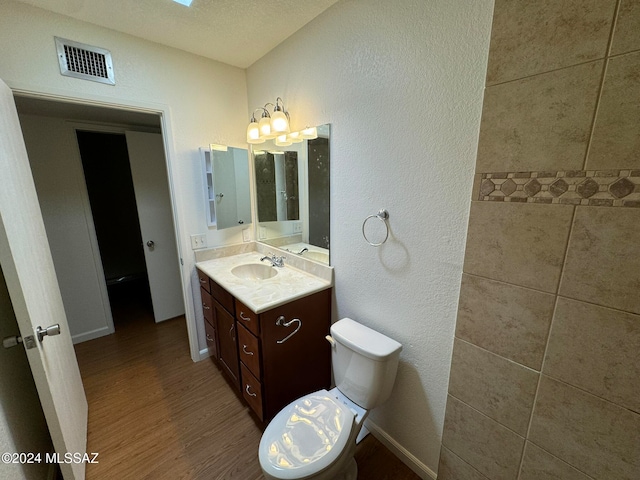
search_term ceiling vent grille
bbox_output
[55,37,115,85]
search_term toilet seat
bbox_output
[259,389,355,479]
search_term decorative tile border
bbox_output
[478,170,640,207]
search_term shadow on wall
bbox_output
[368,360,437,473]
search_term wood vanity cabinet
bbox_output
[198,268,240,390]
[198,270,219,362]
[197,268,331,422]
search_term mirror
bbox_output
[252,124,330,264]
[209,145,252,230]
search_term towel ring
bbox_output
[362,209,389,247]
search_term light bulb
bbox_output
[287,131,303,143]
[259,116,275,139]
[275,134,292,146]
[300,126,317,139]
[271,110,290,135]
[246,121,263,144]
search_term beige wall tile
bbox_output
[586,52,640,170]
[463,202,574,293]
[611,0,640,55]
[448,339,539,435]
[477,61,602,173]
[544,297,640,412]
[438,446,490,480]
[529,376,640,480]
[520,442,593,480]
[456,274,555,369]
[486,0,615,85]
[441,395,525,480]
[559,206,640,314]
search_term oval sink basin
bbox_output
[231,263,278,281]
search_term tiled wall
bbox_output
[438,1,640,479]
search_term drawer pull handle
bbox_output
[206,334,214,342]
[246,385,257,397]
[275,316,302,344]
[199,278,207,284]
[202,303,210,310]
[239,311,251,322]
[242,344,254,356]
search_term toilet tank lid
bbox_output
[331,318,402,361]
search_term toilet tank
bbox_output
[330,318,402,409]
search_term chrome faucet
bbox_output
[260,254,285,267]
[285,247,308,255]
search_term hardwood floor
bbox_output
[74,290,421,479]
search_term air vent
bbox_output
[55,37,115,85]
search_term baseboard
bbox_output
[196,346,212,361]
[364,419,437,480]
[71,325,113,344]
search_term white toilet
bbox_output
[259,317,402,480]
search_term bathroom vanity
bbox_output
[196,252,332,422]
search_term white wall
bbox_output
[0,0,250,355]
[247,0,494,475]
[19,114,116,343]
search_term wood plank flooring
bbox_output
[74,289,421,480]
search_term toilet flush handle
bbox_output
[325,335,336,347]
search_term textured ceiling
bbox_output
[15,0,340,68]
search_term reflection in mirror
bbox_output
[254,151,299,221]
[253,124,330,264]
[211,145,252,230]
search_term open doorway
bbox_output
[14,96,185,341]
[76,130,153,329]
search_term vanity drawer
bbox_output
[211,279,235,314]
[241,363,263,421]
[197,269,211,294]
[235,299,259,335]
[204,315,218,359]
[237,323,261,378]
[201,287,214,325]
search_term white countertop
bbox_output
[196,252,333,313]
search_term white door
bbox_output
[125,131,184,322]
[0,80,87,479]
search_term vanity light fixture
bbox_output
[247,97,291,144]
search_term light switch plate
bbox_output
[242,228,250,242]
[190,234,207,250]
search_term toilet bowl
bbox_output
[259,318,402,480]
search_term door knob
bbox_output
[3,335,23,349]
[36,324,61,342]
[147,240,155,248]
